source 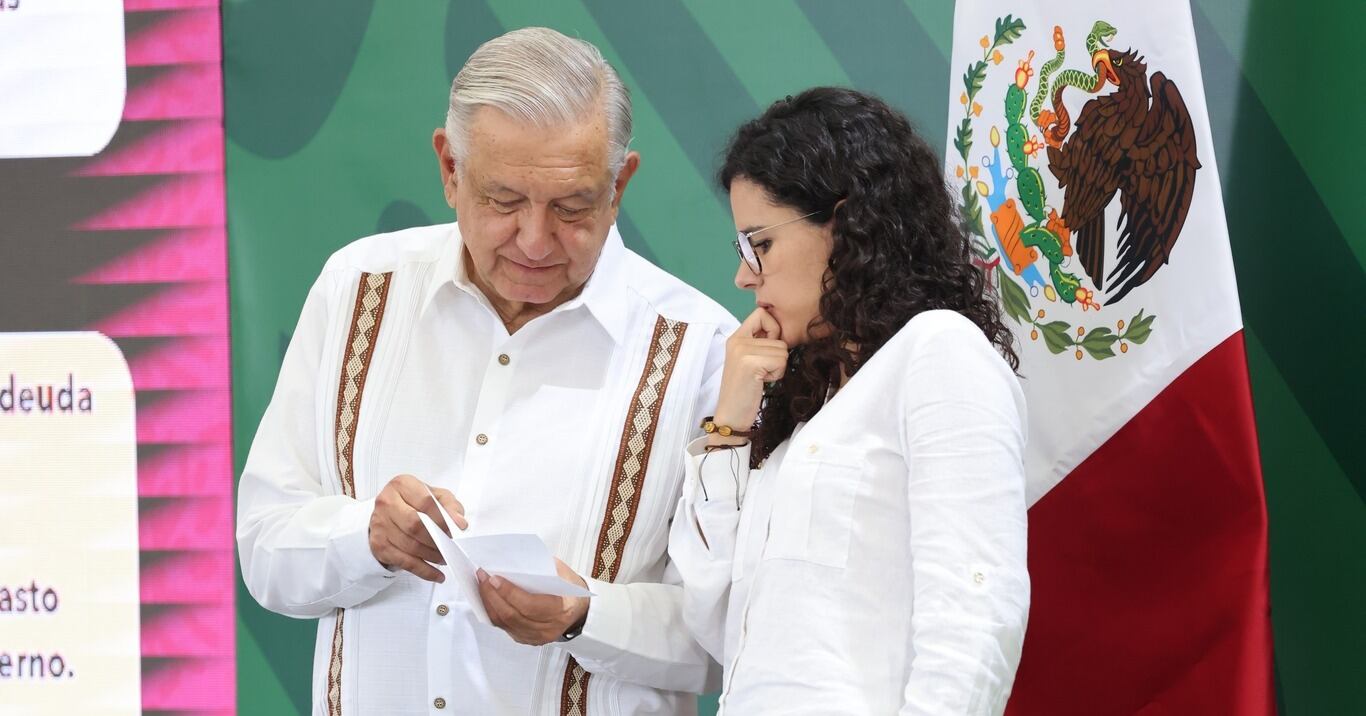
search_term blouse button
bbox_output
[475,433,489,446]
[498,353,510,366]
[433,697,447,709]
[435,604,449,616]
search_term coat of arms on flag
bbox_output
[952,15,1202,362]
[947,1,1248,502]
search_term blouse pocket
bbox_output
[762,445,867,569]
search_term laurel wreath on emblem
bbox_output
[954,15,1197,361]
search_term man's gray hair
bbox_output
[444,27,632,177]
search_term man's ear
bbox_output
[433,128,459,208]
[610,151,641,212]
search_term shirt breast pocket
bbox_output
[763,445,867,569]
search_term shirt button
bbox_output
[807,444,819,454]
[433,696,447,709]
[498,353,510,366]
[475,433,489,446]
[973,572,986,585]
[435,604,449,616]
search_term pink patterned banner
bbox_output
[71,3,235,711]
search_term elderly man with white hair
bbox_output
[237,27,735,715]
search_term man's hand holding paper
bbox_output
[477,559,591,646]
[368,474,467,583]
[414,486,593,644]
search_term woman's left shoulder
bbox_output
[885,310,1026,427]
[884,309,999,361]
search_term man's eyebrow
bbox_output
[479,184,600,203]
[480,182,523,197]
[556,188,600,203]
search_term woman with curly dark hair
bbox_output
[669,87,1030,713]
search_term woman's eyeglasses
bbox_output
[732,210,822,275]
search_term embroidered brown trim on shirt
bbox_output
[560,316,688,716]
[560,664,590,716]
[326,613,346,713]
[334,272,393,498]
[327,271,393,716]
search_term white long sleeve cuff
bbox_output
[559,577,717,693]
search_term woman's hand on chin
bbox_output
[711,307,787,445]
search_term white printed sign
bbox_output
[0,0,126,158]
[0,332,140,714]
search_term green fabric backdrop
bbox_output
[224,1,1366,713]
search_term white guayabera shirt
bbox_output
[670,310,1031,715]
[237,223,736,716]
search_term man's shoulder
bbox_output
[318,223,454,278]
[620,250,738,330]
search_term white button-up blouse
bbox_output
[670,309,1031,715]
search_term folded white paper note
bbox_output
[416,491,594,625]
[415,511,491,623]
[453,533,596,597]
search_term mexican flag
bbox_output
[943,1,1274,712]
